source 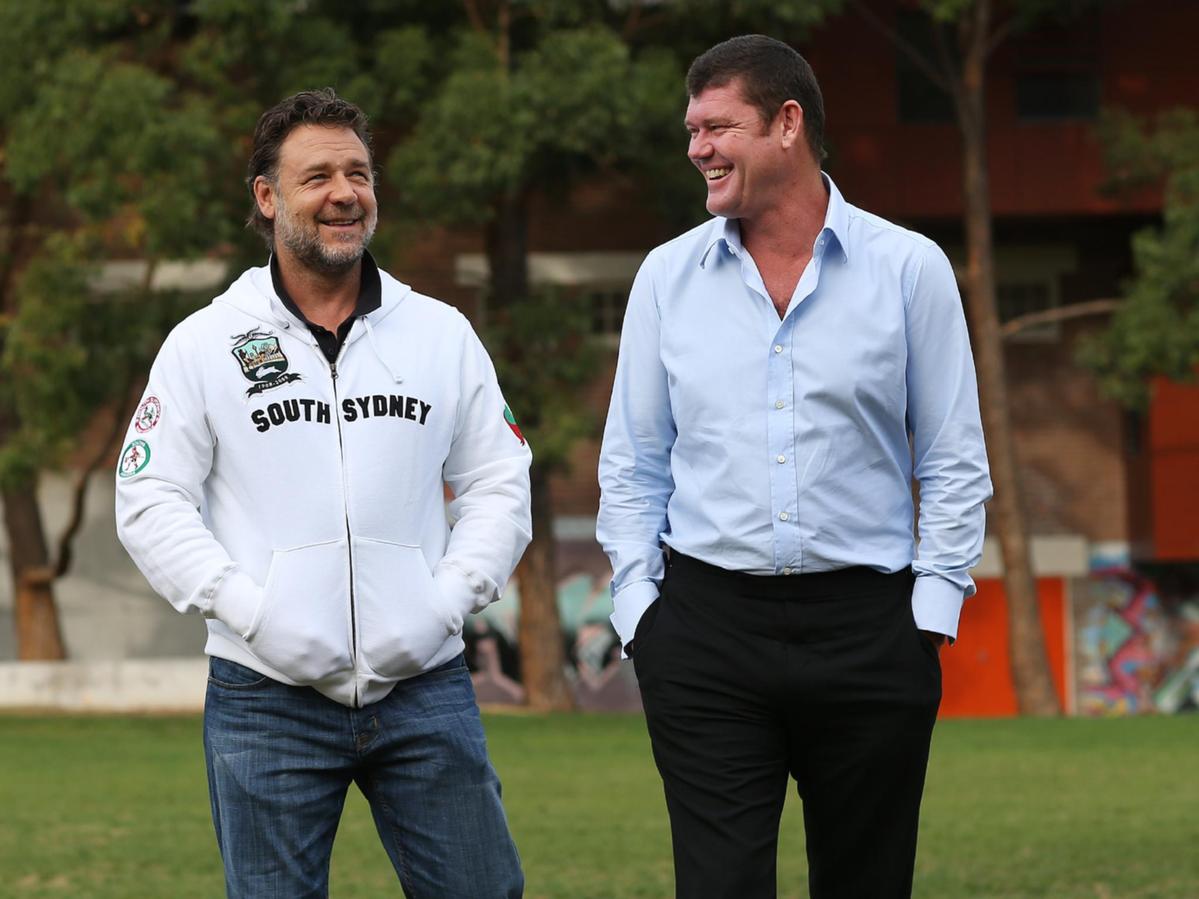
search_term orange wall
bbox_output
[939,577,1069,718]
[1145,377,1199,560]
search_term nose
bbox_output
[688,131,711,164]
[328,172,356,203]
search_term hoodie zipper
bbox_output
[329,357,360,708]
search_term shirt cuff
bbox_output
[609,580,661,659]
[911,574,965,642]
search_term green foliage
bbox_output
[1079,109,1199,407]
[392,26,681,226]
[483,288,600,470]
[0,0,233,490]
[391,18,686,466]
[0,236,204,489]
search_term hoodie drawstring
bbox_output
[363,316,403,384]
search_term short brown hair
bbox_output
[687,35,826,162]
[245,88,373,245]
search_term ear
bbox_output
[778,99,804,150]
[253,175,277,222]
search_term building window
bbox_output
[1013,23,1100,121]
[1016,71,1099,121]
[948,245,1077,343]
[586,288,629,344]
[895,11,955,124]
[455,251,642,347]
[997,280,1060,340]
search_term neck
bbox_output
[739,168,828,260]
[274,248,362,332]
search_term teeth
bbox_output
[706,168,730,180]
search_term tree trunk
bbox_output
[484,191,529,316]
[956,0,1059,716]
[515,462,574,711]
[486,190,575,710]
[2,481,66,660]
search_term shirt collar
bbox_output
[269,249,383,332]
[821,172,851,264]
[698,172,851,270]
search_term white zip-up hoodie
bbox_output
[116,263,532,707]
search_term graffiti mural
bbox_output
[464,542,642,711]
[1074,569,1199,715]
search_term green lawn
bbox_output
[1,713,1196,898]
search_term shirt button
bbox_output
[783,567,793,576]
[774,344,783,354]
[778,511,789,521]
[775,400,785,409]
[776,455,786,463]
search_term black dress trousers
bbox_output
[633,553,942,899]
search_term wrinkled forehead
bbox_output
[685,79,756,124]
[276,124,371,175]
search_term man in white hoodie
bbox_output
[116,89,530,899]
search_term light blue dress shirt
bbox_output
[597,175,992,653]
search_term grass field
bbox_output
[1,712,1196,898]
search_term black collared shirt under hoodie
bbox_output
[270,252,383,363]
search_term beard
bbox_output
[273,193,378,276]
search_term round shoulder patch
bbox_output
[118,439,151,478]
[134,396,162,433]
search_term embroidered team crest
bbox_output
[134,396,161,433]
[118,439,151,478]
[503,404,525,445]
[230,329,302,397]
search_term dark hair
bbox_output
[686,35,826,162]
[245,88,372,243]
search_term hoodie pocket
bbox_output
[353,538,459,679]
[244,540,353,683]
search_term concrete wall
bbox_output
[0,474,207,664]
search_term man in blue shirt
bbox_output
[598,35,991,898]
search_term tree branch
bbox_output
[929,12,964,109]
[0,195,33,317]
[848,0,953,95]
[52,376,140,579]
[52,260,158,579]
[987,13,1019,56]
[463,0,486,33]
[1000,298,1120,339]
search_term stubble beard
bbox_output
[273,193,378,276]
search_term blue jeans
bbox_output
[203,654,523,898]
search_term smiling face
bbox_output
[254,124,378,275]
[685,79,802,224]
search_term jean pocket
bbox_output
[245,540,353,683]
[353,538,458,679]
[208,656,271,689]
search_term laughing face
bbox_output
[685,80,792,224]
[256,124,378,275]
